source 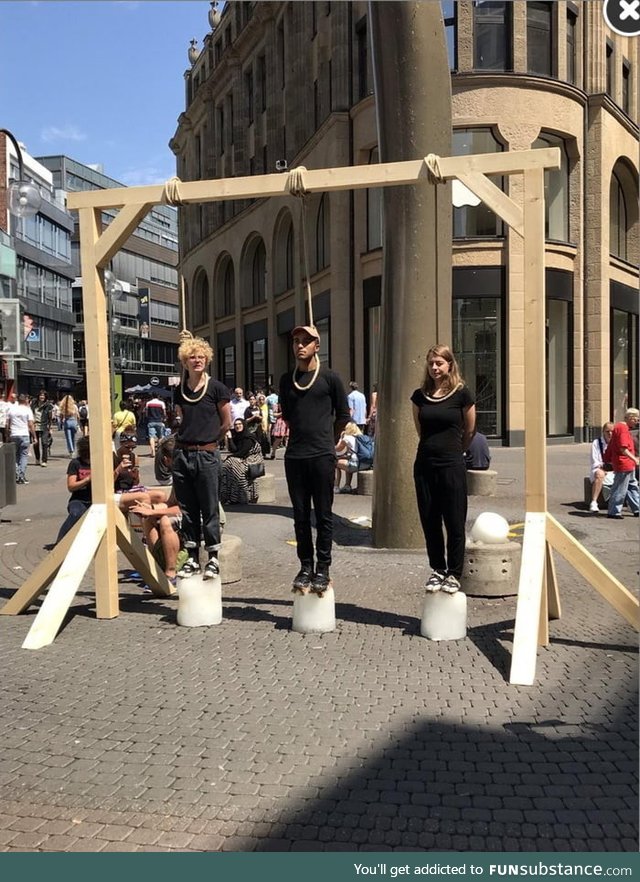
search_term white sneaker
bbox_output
[589,501,599,513]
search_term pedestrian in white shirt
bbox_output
[8,393,35,484]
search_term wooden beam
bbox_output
[0,516,86,615]
[546,514,639,629]
[22,505,107,650]
[510,512,547,685]
[66,148,561,211]
[93,202,155,268]
[545,540,561,621]
[114,508,175,598]
[456,172,524,237]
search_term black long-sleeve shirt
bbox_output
[279,366,350,459]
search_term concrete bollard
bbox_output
[464,540,521,597]
[292,587,336,634]
[356,470,375,496]
[255,473,276,503]
[420,591,467,640]
[219,533,242,584]
[467,469,497,496]
[177,574,222,626]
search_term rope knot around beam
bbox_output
[285,166,309,198]
[424,154,444,184]
[162,176,185,206]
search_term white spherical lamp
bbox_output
[470,512,510,544]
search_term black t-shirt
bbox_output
[68,458,92,504]
[410,385,475,465]
[175,377,230,444]
[279,365,350,459]
[113,449,139,491]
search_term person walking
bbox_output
[279,325,350,595]
[347,381,368,433]
[7,392,35,484]
[145,393,167,458]
[172,336,231,579]
[111,400,136,451]
[59,393,80,456]
[33,390,53,467]
[604,408,640,520]
[411,343,476,595]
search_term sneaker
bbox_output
[203,557,220,580]
[441,574,461,594]
[311,569,331,596]
[589,500,599,513]
[40,462,47,468]
[292,563,314,593]
[178,558,202,578]
[425,571,445,593]
[22,478,29,485]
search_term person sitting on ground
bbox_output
[55,436,93,544]
[113,433,166,513]
[220,418,264,505]
[464,430,491,471]
[335,421,363,494]
[589,422,615,513]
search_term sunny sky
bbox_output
[0,0,214,186]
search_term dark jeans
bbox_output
[34,430,50,464]
[414,457,468,579]
[172,448,222,553]
[284,454,335,568]
[56,499,90,544]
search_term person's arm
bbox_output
[336,434,348,455]
[462,404,476,452]
[27,417,35,443]
[331,375,351,437]
[412,403,422,439]
[620,445,640,467]
[218,400,232,440]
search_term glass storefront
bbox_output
[453,296,502,437]
[611,307,639,422]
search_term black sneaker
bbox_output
[311,567,331,596]
[203,557,219,580]
[292,563,314,593]
[179,558,201,578]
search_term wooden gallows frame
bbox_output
[1,147,637,685]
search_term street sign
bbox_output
[150,376,160,386]
[26,328,40,343]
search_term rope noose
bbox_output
[161,176,193,346]
[285,166,315,330]
[424,154,445,338]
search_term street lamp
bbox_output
[1,128,41,218]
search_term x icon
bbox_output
[620,0,640,20]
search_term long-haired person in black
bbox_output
[279,325,350,595]
[172,336,231,580]
[411,343,476,595]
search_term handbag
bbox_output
[248,461,265,481]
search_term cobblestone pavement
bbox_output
[0,438,637,852]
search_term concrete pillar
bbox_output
[370,2,452,549]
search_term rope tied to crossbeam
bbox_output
[285,167,315,327]
[424,153,444,184]
[162,176,185,206]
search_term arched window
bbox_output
[215,255,235,318]
[610,172,628,260]
[533,133,569,242]
[252,240,266,305]
[192,269,209,327]
[273,213,294,295]
[315,194,330,272]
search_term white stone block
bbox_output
[420,590,467,641]
[177,574,223,627]
[292,587,336,634]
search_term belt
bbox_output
[176,441,218,451]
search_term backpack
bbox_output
[355,433,375,470]
[79,405,88,420]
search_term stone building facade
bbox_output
[171,0,638,443]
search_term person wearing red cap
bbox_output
[279,325,350,595]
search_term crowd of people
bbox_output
[3,334,637,597]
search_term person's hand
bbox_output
[130,503,154,517]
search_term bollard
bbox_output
[466,469,497,496]
[0,443,17,508]
[292,587,336,634]
[177,574,223,626]
[420,591,467,640]
[255,473,276,503]
[356,470,374,496]
[464,541,521,597]
[219,534,242,584]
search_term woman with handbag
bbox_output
[59,392,80,456]
[220,418,264,505]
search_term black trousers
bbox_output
[284,454,335,568]
[173,448,222,553]
[414,457,468,579]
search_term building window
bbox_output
[473,1,512,71]
[252,241,266,305]
[311,1,317,38]
[217,105,225,154]
[215,257,235,318]
[610,172,628,261]
[246,338,268,392]
[219,345,235,389]
[315,195,330,271]
[611,305,639,422]
[278,23,285,88]
[606,41,614,97]
[566,9,576,84]
[622,60,630,115]
[274,214,295,295]
[258,54,267,112]
[245,69,254,125]
[452,128,504,238]
[442,1,457,71]
[192,271,209,327]
[314,80,319,129]
[366,146,383,251]
[546,300,571,436]
[356,17,368,101]
[527,2,554,77]
[314,316,331,365]
[533,133,569,242]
